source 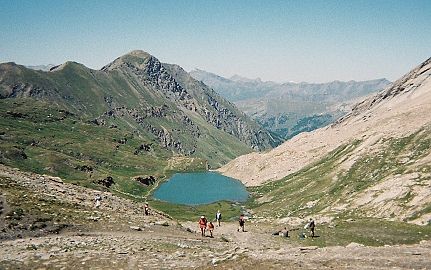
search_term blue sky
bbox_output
[0,0,430,82]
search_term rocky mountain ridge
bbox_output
[337,57,431,124]
[0,50,279,168]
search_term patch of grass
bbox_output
[286,217,431,247]
[406,203,431,222]
[398,190,415,206]
[149,200,242,222]
[248,141,361,218]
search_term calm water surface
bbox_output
[153,172,249,205]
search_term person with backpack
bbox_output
[307,218,315,237]
[198,215,208,237]
[215,210,222,227]
[144,203,150,216]
[272,227,289,237]
[94,194,102,208]
[237,214,245,232]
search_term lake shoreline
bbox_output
[153,172,249,205]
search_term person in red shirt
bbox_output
[198,215,207,237]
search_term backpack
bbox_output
[199,218,207,225]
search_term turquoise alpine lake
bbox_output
[153,172,249,205]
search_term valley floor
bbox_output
[1,165,431,269]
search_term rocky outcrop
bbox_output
[135,175,156,186]
[0,147,27,161]
[200,102,276,150]
[95,176,114,188]
[75,165,93,173]
[134,143,152,155]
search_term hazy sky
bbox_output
[1,0,430,82]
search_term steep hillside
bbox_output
[190,69,389,139]
[220,58,431,224]
[0,98,202,197]
[0,51,278,170]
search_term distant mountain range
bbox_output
[190,69,390,139]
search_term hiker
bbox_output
[144,203,150,216]
[280,227,289,237]
[207,221,215,238]
[215,210,222,226]
[305,218,315,238]
[272,227,289,237]
[198,215,208,237]
[94,194,102,208]
[237,214,245,232]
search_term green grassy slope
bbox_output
[0,99,206,198]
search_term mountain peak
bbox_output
[124,50,152,59]
[49,61,85,72]
[101,50,157,71]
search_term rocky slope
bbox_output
[219,57,431,224]
[0,51,278,170]
[190,69,389,139]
